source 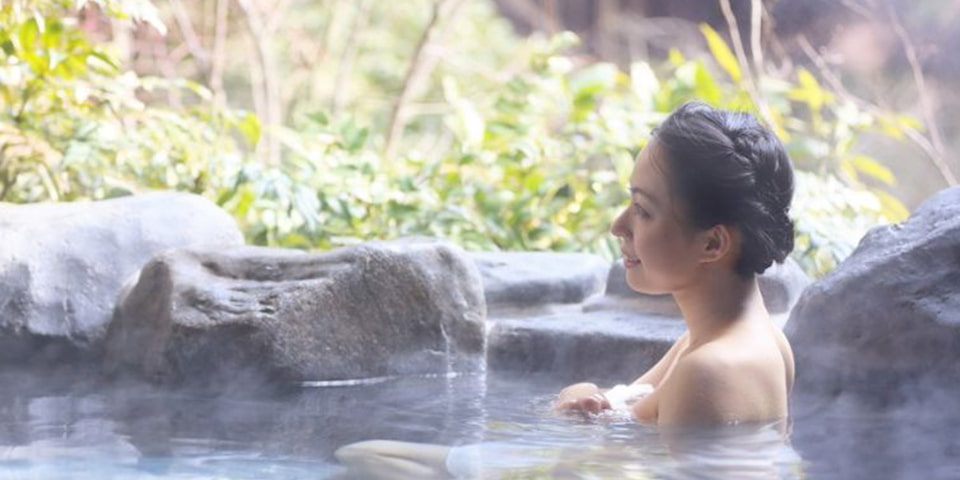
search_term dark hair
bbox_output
[652,102,795,277]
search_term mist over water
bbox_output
[1,367,957,479]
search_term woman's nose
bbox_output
[610,208,630,238]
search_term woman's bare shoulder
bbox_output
[656,338,789,427]
[656,351,738,426]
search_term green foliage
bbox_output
[1,1,918,279]
[258,19,912,277]
[0,0,251,202]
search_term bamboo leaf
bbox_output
[875,190,909,222]
[699,23,741,83]
[694,63,721,105]
[18,18,46,75]
[847,155,895,186]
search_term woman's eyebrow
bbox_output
[629,186,660,206]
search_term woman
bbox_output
[335,102,797,478]
[554,101,796,427]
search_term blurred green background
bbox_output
[2,0,956,277]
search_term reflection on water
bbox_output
[334,419,799,479]
[0,369,956,479]
[659,422,801,480]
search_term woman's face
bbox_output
[610,142,705,294]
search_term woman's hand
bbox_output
[552,382,611,415]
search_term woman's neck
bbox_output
[672,270,766,348]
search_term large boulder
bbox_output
[103,239,486,387]
[468,251,609,314]
[0,193,243,365]
[786,187,960,401]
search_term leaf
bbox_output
[523,170,545,192]
[1,37,15,56]
[788,68,834,111]
[895,114,923,131]
[667,48,685,67]
[341,122,369,153]
[278,232,312,249]
[693,62,721,105]
[180,79,213,101]
[453,99,485,148]
[548,31,580,53]
[629,61,659,105]
[18,18,46,75]
[874,190,909,222]
[236,111,261,147]
[307,111,329,127]
[699,23,741,83]
[233,186,256,217]
[847,155,895,186]
[87,51,120,72]
[569,62,619,100]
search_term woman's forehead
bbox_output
[631,144,669,199]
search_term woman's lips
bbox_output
[622,255,641,268]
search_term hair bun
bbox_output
[653,102,796,277]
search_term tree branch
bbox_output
[332,0,370,115]
[235,0,286,165]
[383,0,467,164]
[718,0,773,126]
[797,35,957,186]
[168,0,210,71]
[749,0,764,77]
[209,0,230,107]
[885,3,948,170]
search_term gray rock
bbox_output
[103,239,486,387]
[757,258,811,316]
[0,193,243,364]
[586,258,810,326]
[468,251,609,314]
[786,186,960,401]
[487,311,685,383]
[584,261,681,316]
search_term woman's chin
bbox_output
[625,273,669,295]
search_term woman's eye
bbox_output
[634,203,650,218]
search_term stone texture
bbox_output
[488,311,685,383]
[468,251,609,314]
[786,186,960,400]
[757,258,811,316]
[585,258,810,326]
[490,257,810,382]
[0,193,243,365]
[103,239,486,387]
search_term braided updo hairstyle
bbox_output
[652,102,795,278]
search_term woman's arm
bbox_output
[554,331,688,414]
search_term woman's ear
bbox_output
[699,224,736,265]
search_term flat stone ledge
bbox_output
[469,251,609,314]
[487,311,685,384]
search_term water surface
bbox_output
[0,370,957,479]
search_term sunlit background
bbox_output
[2,0,957,278]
